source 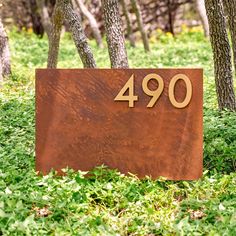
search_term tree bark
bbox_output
[101,0,129,68]
[74,0,103,48]
[47,0,63,68]
[0,18,11,82]
[223,0,236,76]
[205,0,236,110]
[131,0,149,52]
[167,0,175,35]
[60,0,96,68]
[28,0,45,37]
[196,0,209,37]
[36,0,52,37]
[120,0,135,47]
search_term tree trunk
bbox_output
[223,0,236,76]
[0,18,11,82]
[74,0,103,48]
[131,0,149,52]
[60,0,96,68]
[101,0,129,68]
[28,0,45,37]
[196,0,209,37]
[120,0,135,47]
[167,0,175,35]
[205,0,236,110]
[36,0,52,37]
[47,0,63,68]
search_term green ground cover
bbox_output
[0,29,235,235]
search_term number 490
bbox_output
[114,73,192,108]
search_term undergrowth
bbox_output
[0,29,235,235]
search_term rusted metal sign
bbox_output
[36,69,203,180]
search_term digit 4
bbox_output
[114,74,138,107]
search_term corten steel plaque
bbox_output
[36,69,203,180]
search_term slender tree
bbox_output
[36,0,52,37]
[131,0,149,52]
[120,0,135,47]
[47,0,63,68]
[0,17,11,82]
[74,0,103,48]
[166,0,174,35]
[60,0,96,68]
[223,0,236,75]
[101,0,129,68]
[28,0,45,37]
[205,0,236,110]
[196,0,209,37]
[47,0,96,68]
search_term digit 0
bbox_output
[168,74,192,108]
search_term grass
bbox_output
[0,28,236,235]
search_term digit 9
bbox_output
[142,73,164,107]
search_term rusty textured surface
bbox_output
[36,69,203,180]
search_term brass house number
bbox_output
[114,73,192,108]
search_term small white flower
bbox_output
[154,222,161,228]
[208,178,216,183]
[219,203,225,211]
[5,187,12,194]
[42,195,50,201]
[106,183,113,190]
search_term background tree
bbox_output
[47,0,63,68]
[0,16,11,82]
[61,0,96,68]
[166,0,175,35]
[196,0,209,37]
[74,0,103,48]
[36,0,52,37]
[101,0,129,68]
[205,0,236,110]
[120,0,135,47]
[2,0,208,40]
[28,0,45,37]
[130,0,149,52]
[223,0,236,75]
[47,0,96,68]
